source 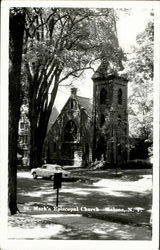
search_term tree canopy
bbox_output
[20,7,124,167]
[124,15,154,157]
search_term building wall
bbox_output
[43,95,92,166]
[80,109,93,166]
[44,73,128,167]
[92,75,128,164]
[18,114,30,166]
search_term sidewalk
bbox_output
[8,209,152,240]
[8,169,152,240]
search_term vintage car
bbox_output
[31,164,71,180]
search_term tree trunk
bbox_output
[37,123,47,166]
[30,75,59,168]
[35,90,59,166]
[9,12,25,215]
[30,111,49,168]
[30,112,39,168]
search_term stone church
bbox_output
[43,64,129,167]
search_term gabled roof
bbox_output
[76,96,92,115]
[47,106,59,133]
[47,95,92,134]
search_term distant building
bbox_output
[18,113,30,166]
[18,104,59,167]
[43,87,92,166]
[43,64,129,167]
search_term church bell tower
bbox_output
[92,63,129,164]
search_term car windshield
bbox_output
[46,165,62,171]
[42,166,47,169]
[55,167,62,170]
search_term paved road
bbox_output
[8,170,152,240]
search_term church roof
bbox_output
[47,106,59,133]
[47,94,92,133]
[92,62,127,82]
[76,96,92,115]
[91,61,112,80]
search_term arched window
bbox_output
[96,136,106,160]
[100,114,105,127]
[118,89,122,105]
[71,99,76,109]
[64,120,77,141]
[100,88,107,104]
[61,143,74,164]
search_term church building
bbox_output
[43,64,129,167]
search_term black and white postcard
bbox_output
[0,1,159,250]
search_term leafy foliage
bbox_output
[20,7,124,166]
[123,16,154,157]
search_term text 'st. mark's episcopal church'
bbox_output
[43,62,129,167]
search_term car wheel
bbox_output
[50,175,54,181]
[33,172,37,179]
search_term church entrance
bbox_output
[82,143,90,167]
[64,120,77,142]
[61,143,74,165]
[96,136,106,161]
[62,120,79,165]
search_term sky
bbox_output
[54,8,152,113]
[117,8,151,49]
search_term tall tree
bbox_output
[124,17,154,158]
[22,8,124,168]
[9,9,25,214]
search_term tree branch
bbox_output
[58,66,94,84]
